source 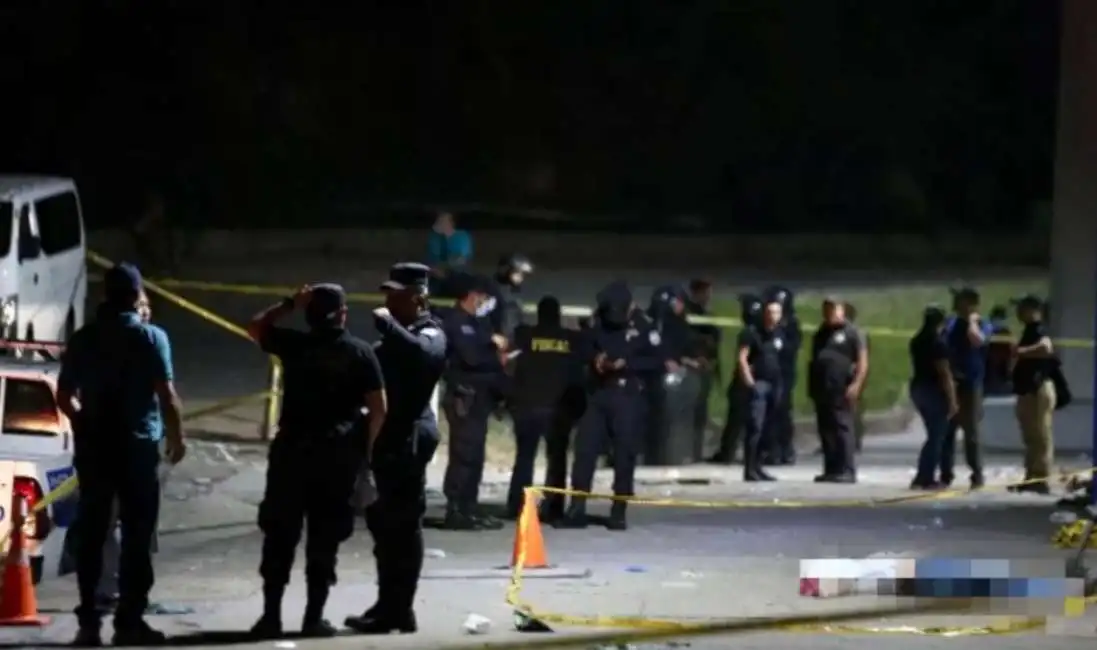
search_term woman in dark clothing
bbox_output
[909,306,960,489]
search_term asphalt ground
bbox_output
[11,262,1081,648]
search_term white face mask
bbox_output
[476,296,498,317]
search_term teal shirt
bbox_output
[59,311,175,442]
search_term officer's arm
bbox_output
[487,289,505,334]
[374,313,447,363]
[247,299,299,355]
[736,329,755,386]
[1016,323,1054,358]
[451,326,503,372]
[149,327,185,447]
[358,345,387,458]
[56,328,85,420]
[850,326,869,392]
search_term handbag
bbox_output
[1050,360,1073,410]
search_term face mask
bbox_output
[476,296,497,317]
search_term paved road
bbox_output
[22,262,1081,649]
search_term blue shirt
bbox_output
[427,229,472,269]
[59,311,174,442]
[944,315,994,387]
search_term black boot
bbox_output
[553,499,588,529]
[344,606,418,635]
[111,620,167,647]
[71,624,103,648]
[301,585,337,638]
[250,584,285,639]
[606,501,628,531]
[441,503,484,531]
[470,504,504,530]
[538,499,565,524]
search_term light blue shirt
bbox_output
[59,311,174,442]
[427,229,472,269]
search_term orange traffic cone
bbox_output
[510,491,550,570]
[0,495,49,626]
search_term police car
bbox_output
[0,340,77,584]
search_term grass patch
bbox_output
[707,279,1048,420]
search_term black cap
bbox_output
[104,262,143,303]
[449,271,490,299]
[305,283,347,325]
[380,262,431,294]
[950,286,981,302]
[1012,294,1044,310]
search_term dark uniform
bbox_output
[808,318,864,482]
[486,254,533,340]
[346,263,447,635]
[62,264,173,646]
[762,286,802,465]
[253,284,384,638]
[685,293,721,458]
[736,324,784,481]
[711,293,763,463]
[558,281,664,531]
[441,273,506,530]
[644,286,693,462]
[506,296,577,521]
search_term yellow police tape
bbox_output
[1054,519,1097,550]
[93,269,1096,348]
[507,484,1097,636]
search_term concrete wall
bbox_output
[88,229,1046,271]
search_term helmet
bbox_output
[739,292,763,327]
[498,254,534,275]
[763,285,794,311]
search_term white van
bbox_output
[0,175,88,344]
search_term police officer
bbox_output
[709,293,763,464]
[941,287,994,489]
[762,285,802,465]
[808,298,868,483]
[735,300,784,482]
[505,296,577,521]
[58,263,186,647]
[487,253,533,340]
[644,285,696,461]
[345,263,447,635]
[686,279,720,457]
[440,272,507,530]
[246,283,386,638]
[557,281,663,531]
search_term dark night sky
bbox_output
[0,1,1061,232]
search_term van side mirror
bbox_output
[18,236,40,261]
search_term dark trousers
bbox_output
[365,447,428,615]
[73,441,161,628]
[772,377,796,461]
[442,391,491,509]
[717,379,744,459]
[258,437,358,592]
[692,369,715,459]
[942,384,984,483]
[911,383,951,484]
[814,395,856,476]
[507,406,569,515]
[571,387,639,497]
[742,380,781,474]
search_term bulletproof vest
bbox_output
[809,323,859,396]
[513,325,573,409]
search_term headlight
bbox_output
[0,296,16,331]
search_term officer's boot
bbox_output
[301,584,338,638]
[471,503,504,530]
[538,496,565,524]
[606,501,628,531]
[442,502,481,530]
[250,583,285,639]
[553,498,588,529]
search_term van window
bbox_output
[0,202,12,258]
[3,378,61,436]
[34,191,82,255]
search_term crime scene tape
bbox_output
[507,486,1096,636]
[94,270,1097,348]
